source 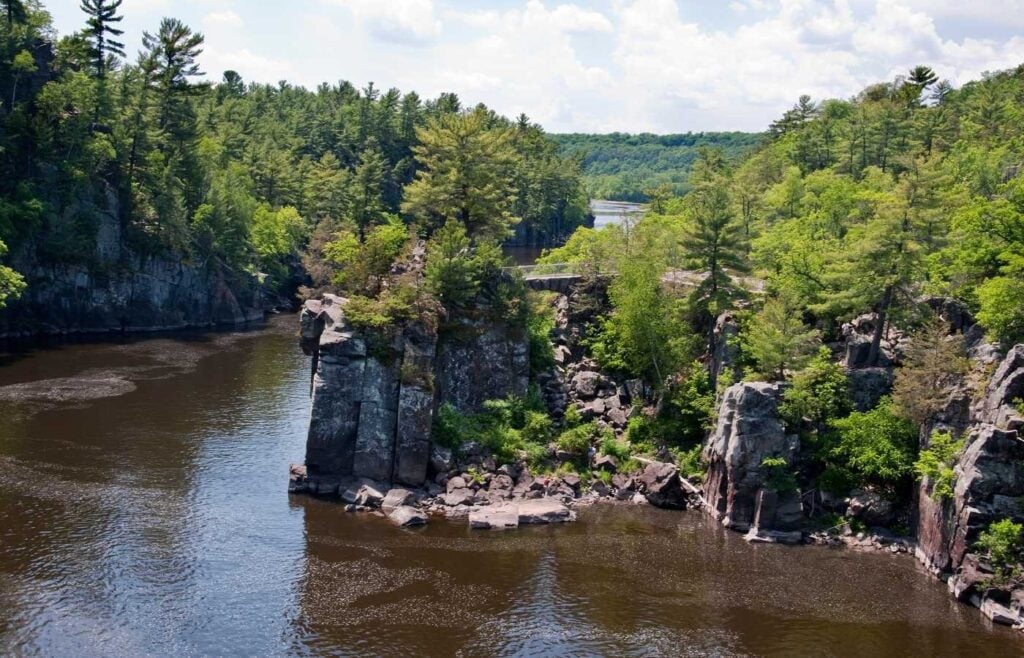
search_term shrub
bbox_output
[892,319,968,426]
[674,445,705,479]
[761,456,798,492]
[977,519,1023,583]
[526,291,557,376]
[821,398,919,493]
[914,431,964,500]
[564,404,583,428]
[433,403,472,451]
[779,347,851,428]
[977,276,1024,347]
[600,433,632,461]
[556,422,599,457]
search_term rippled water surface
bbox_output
[1,316,1021,657]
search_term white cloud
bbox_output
[325,0,442,45]
[202,10,243,30]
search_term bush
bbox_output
[914,431,964,500]
[674,445,705,479]
[977,519,1023,583]
[761,456,798,492]
[433,403,472,451]
[556,422,598,457]
[821,398,919,493]
[977,275,1024,347]
[526,291,557,376]
[779,347,851,428]
[600,433,632,461]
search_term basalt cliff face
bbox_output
[916,344,1024,623]
[0,211,265,338]
[295,294,529,490]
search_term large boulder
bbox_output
[637,461,687,509]
[703,382,801,532]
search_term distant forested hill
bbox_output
[551,132,764,201]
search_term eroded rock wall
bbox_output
[299,295,529,489]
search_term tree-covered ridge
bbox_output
[0,0,588,310]
[551,131,763,202]
[539,63,1024,510]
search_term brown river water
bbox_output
[0,315,1021,657]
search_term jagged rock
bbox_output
[288,463,308,493]
[846,491,898,527]
[710,311,740,389]
[924,296,975,334]
[625,379,645,403]
[594,455,618,473]
[447,476,468,493]
[382,488,415,512]
[388,506,428,527]
[489,474,515,492]
[591,480,611,497]
[561,473,581,490]
[571,371,603,399]
[847,368,893,412]
[978,344,1024,429]
[637,461,687,510]
[430,445,453,474]
[703,382,800,532]
[606,406,628,428]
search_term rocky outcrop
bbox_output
[296,294,529,491]
[703,382,801,533]
[1,212,265,338]
[915,343,1024,626]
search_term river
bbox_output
[0,316,1020,657]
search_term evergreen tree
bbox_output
[80,0,125,80]
[401,109,518,242]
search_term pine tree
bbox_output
[80,0,125,80]
[401,109,518,243]
[1,0,26,29]
[349,140,386,240]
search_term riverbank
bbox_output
[1,316,1020,655]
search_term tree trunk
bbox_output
[868,284,894,366]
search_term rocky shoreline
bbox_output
[291,280,1024,634]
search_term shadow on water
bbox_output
[0,315,1022,656]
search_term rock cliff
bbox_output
[703,382,803,541]
[295,294,529,490]
[0,212,265,337]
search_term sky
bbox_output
[48,0,1024,134]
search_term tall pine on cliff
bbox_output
[0,0,588,309]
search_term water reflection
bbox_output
[0,317,1020,657]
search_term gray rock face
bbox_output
[710,312,740,390]
[703,382,801,532]
[298,295,529,492]
[846,491,897,527]
[917,345,1024,577]
[0,212,265,337]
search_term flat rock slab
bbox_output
[388,506,428,527]
[469,506,520,530]
[517,499,575,524]
[467,499,576,530]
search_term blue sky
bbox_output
[47,0,1024,133]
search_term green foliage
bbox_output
[325,217,410,296]
[624,364,715,452]
[551,132,763,202]
[674,445,705,480]
[976,276,1024,346]
[821,398,919,493]
[761,456,798,492]
[433,394,554,466]
[779,347,851,428]
[526,291,556,376]
[600,433,632,461]
[977,519,1023,583]
[0,239,26,309]
[423,220,504,309]
[914,431,964,501]
[402,109,519,243]
[740,297,820,380]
